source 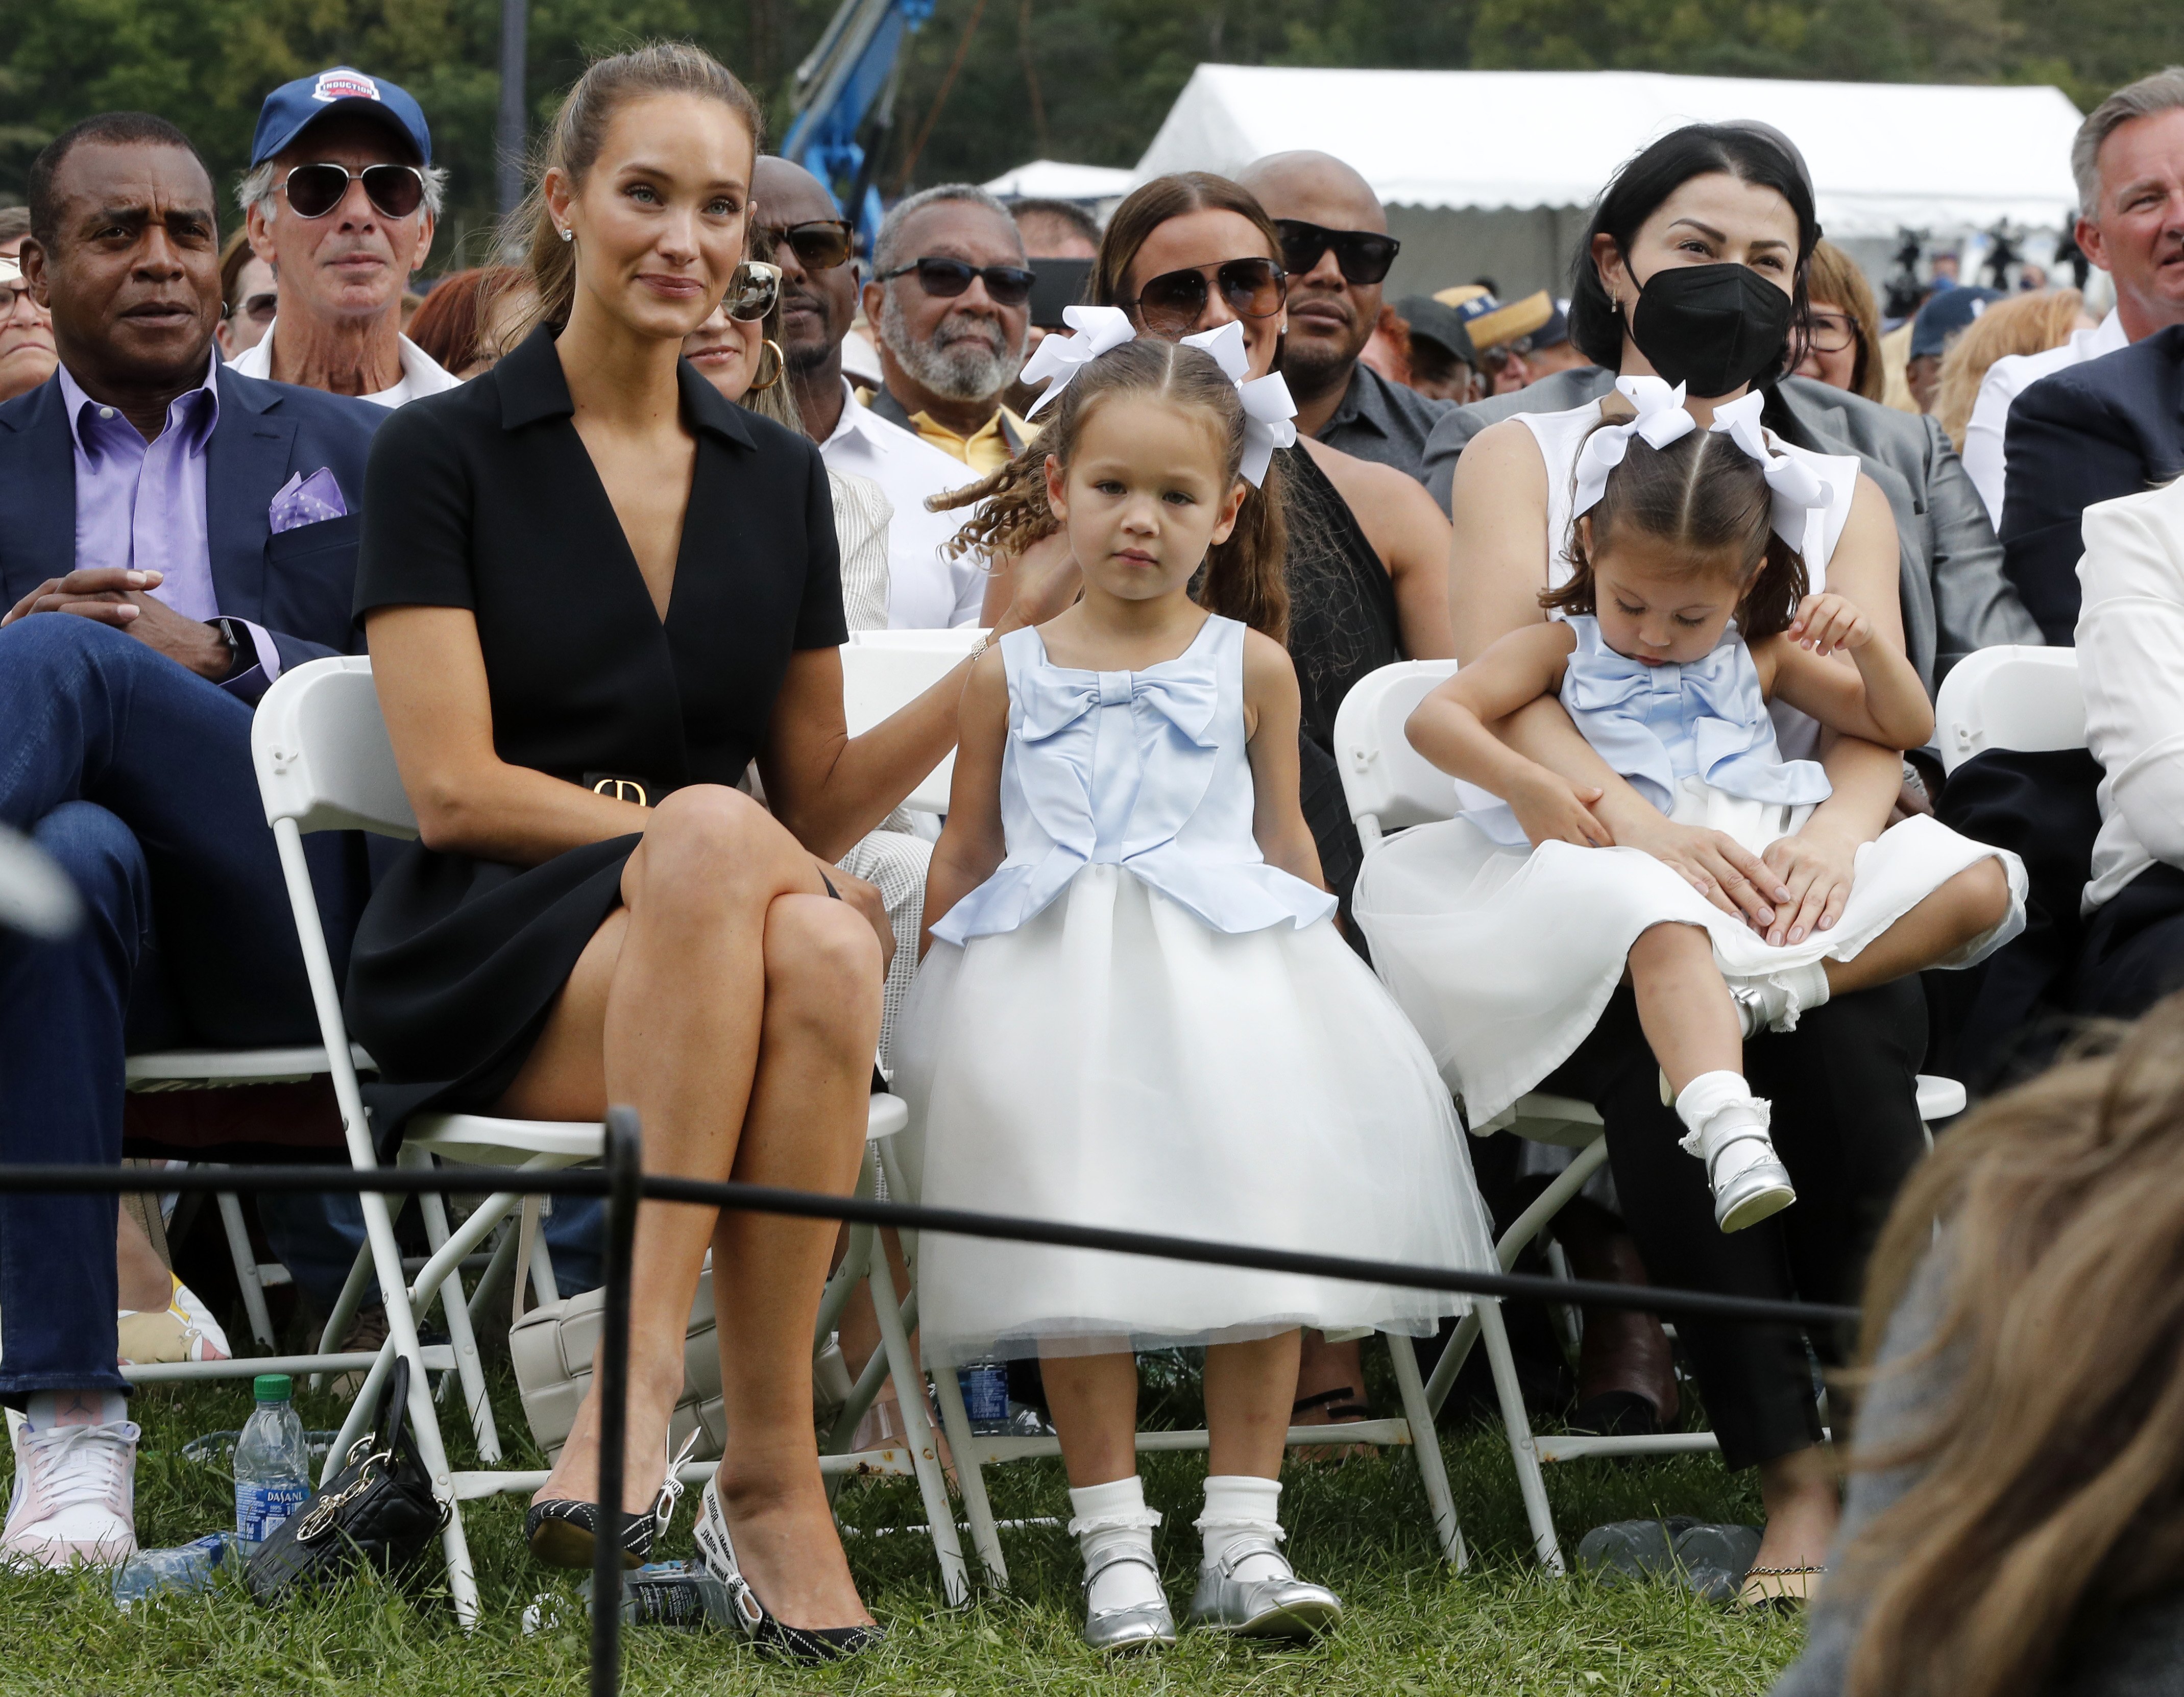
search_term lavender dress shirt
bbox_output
[54,355,279,687]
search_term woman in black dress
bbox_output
[349,44,1009,1654]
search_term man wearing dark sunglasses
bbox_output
[1236,152,1450,484]
[227,68,458,407]
[861,183,1034,474]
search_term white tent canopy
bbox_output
[983,160,1137,202]
[1132,66,2085,296]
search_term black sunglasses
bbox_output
[1125,257,1287,338]
[1274,219,1400,287]
[752,219,855,273]
[879,256,1035,307]
[280,162,426,221]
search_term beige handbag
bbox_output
[505,1199,854,1463]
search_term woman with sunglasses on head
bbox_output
[345,44,1058,1659]
[1365,122,1948,1609]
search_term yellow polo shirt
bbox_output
[907,406,1036,474]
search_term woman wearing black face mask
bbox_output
[1417,124,1928,1609]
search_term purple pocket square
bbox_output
[269,467,349,535]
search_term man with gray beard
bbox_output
[861,183,1034,472]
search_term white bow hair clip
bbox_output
[1179,320,1297,488]
[1571,375,1834,556]
[1707,390,1834,555]
[1020,304,1136,417]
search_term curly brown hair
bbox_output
[932,336,1290,643]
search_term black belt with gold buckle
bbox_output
[583,772,656,807]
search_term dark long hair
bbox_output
[1566,123,1822,380]
[933,337,1290,643]
[1543,422,1808,638]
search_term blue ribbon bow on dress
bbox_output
[1559,617,1832,817]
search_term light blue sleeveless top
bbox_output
[930,616,1338,944]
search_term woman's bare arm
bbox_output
[918,648,1012,954]
[367,605,648,862]
[1240,631,1327,888]
[1302,437,1455,660]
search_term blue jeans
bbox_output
[0,618,337,1400]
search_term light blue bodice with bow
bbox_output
[1465,615,1832,848]
[930,617,1338,944]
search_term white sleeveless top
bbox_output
[1515,397,1862,762]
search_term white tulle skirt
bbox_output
[1353,784,2027,1128]
[894,864,1496,1366]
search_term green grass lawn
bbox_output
[0,1355,1806,1696]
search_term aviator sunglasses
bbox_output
[279,162,428,220]
[1124,256,1287,338]
[1273,219,1400,287]
[878,256,1036,307]
[724,260,782,323]
[750,219,855,272]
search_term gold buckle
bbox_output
[590,776,648,807]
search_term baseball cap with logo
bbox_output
[1431,285,1554,356]
[251,67,433,168]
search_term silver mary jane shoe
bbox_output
[1081,1547,1177,1654]
[1185,1539,1343,1641]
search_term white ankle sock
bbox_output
[1674,1071,1778,1189]
[22,1390,128,1432]
[1069,1476,1163,1614]
[1196,1474,1290,1583]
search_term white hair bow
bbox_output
[1020,304,1136,417]
[1707,390,1835,557]
[1179,320,1297,488]
[1571,375,1697,522]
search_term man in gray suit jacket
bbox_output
[1420,369,2041,689]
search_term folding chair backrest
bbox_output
[1331,659,1463,844]
[1933,645,2085,775]
[251,656,418,838]
[840,629,988,815]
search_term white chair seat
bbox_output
[126,1045,375,1087]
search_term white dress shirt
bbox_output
[1962,308,2129,527]
[2076,475,2184,912]
[816,378,986,628]
[228,318,463,407]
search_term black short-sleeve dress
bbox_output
[345,326,848,1147]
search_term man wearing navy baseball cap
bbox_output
[227,67,459,406]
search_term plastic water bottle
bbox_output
[233,1373,311,1552]
[956,1355,1010,1436]
[111,1532,239,1610]
[588,1561,741,1630]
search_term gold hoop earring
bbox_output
[748,338,786,392]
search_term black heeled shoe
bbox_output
[526,1429,700,1571]
[692,1476,884,1663]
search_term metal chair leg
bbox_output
[1477,1298,1563,1574]
[400,1147,499,1462]
[931,1355,1008,1589]
[211,1175,278,1352]
[864,1242,970,1607]
[1386,1331,1466,1569]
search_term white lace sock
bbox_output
[1674,1071,1780,1191]
[1197,1474,1291,1582]
[1731,959,1832,1037]
[1069,1476,1164,1614]
[22,1391,128,1432]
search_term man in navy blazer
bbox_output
[1999,323,2184,644]
[0,112,379,1566]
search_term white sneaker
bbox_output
[3,1417,139,1569]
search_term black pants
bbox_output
[1541,977,1929,1471]
[2073,862,2184,1020]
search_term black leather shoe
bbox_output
[524,1496,657,1570]
[692,1477,883,1663]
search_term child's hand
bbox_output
[1508,768,1612,849]
[1787,593,1872,657]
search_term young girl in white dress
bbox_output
[897,317,1495,1653]
[1358,377,2024,1232]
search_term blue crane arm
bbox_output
[781,0,936,247]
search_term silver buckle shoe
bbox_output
[1185,1538,1343,1641]
[1703,1126,1796,1233]
[1081,1546,1177,1654]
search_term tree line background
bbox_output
[3,0,2179,272]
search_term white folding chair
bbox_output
[249,655,968,1622]
[1934,644,2085,775]
[840,627,989,815]
[1331,660,1968,1570]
